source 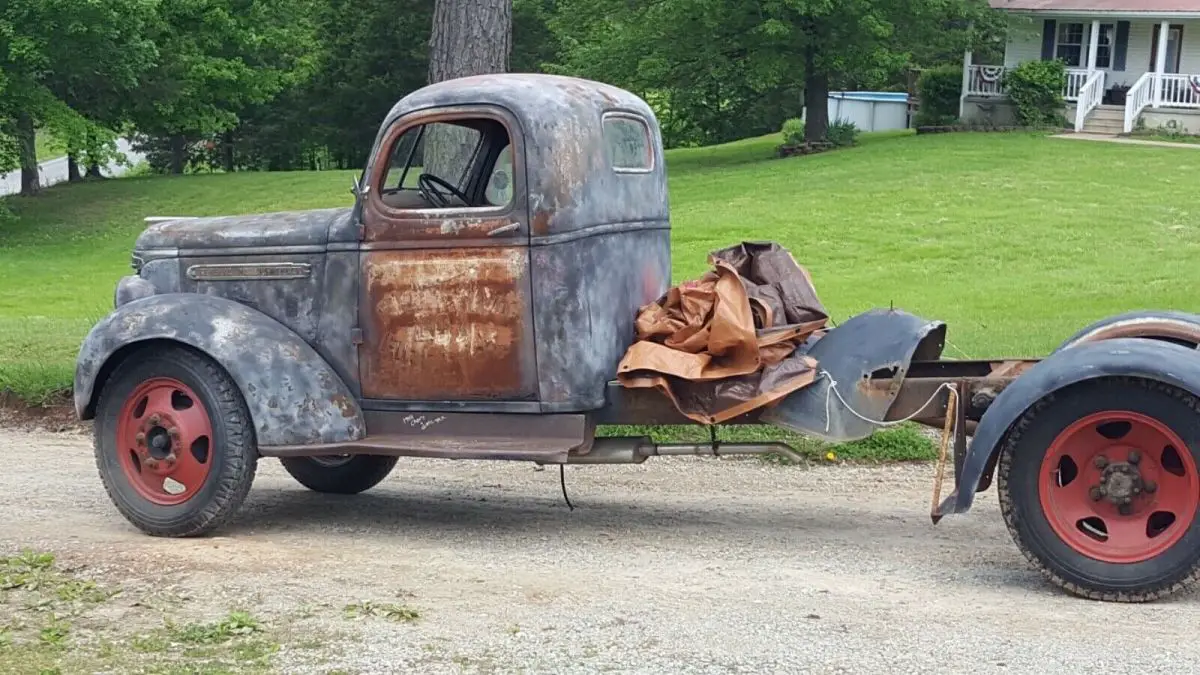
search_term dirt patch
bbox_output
[0,391,85,434]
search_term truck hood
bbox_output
[135,207,355,252]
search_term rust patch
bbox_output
[359,248,538,400]
[363,215,514,243]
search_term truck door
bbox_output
[356,106,538,406]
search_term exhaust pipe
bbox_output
[566,438,804,465]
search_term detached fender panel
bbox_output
[75,293,365,447]
[1056,310,1200,352]
[762,308,947,442]
[938,338,1200,517]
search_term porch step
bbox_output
[1090,107,1124,121]
[1082,120,1125,134]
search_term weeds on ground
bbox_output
[343,600,421,623]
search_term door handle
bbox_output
[487,222,520,235]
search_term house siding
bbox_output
[1001,14,1200,85]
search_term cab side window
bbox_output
[378,119,513,211]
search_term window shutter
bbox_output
[1041,19,1057,60]
[1113,21,1130,71]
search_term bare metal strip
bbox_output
[186,262,313,281]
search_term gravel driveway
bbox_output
[2,425,1199,673]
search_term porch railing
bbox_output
[1075,71,1106,132]
[1063,69,1089,101]
[965,65,1007,97]
[1124,72,1154,133]
[965,66,1093,101]
[1158,74,1200,109]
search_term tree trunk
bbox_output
[803,47,830,143]
[67,154,82,182]
[169,134,186,174]
[16,112,39,196]
[425,0,512,183]
[87,163,104,178]
[222,131,235,172]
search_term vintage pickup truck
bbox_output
[76,73,1200,603]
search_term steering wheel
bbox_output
[418,173,471,208]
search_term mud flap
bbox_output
[761,308,947,442]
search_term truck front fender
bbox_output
[1056,310,1200,352]
[937,338,1200,518]
[75,293,365,448]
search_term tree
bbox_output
[0,0,158,194]
[425,0,513,177]
[129,0,319,174]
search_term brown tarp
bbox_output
[616,241,829,424]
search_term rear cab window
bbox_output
[602,113,654,172]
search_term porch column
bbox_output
[959,48,972,119]
[1087,19,1101,74]
[1154,19,1169,107]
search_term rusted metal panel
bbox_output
[74,293,365,446]
[259,410,591,462]
[532,226,671,411]
[358,247,538,401]
[761,309,948,442]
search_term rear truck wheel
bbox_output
[998,377,1200,601]
[93,345,258,537]
[279,455,399,494]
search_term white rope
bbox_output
[819,369,957,433]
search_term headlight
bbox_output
[114,275,157,308]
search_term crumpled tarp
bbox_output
[616,241,829,424]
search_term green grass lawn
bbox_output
[3,129,1200,458]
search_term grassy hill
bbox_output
[3,129,1200,453]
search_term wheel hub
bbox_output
[1039,410,1199,564]
[116,378,214,506]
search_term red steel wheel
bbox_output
[116,378,215,506]
[1039,411,1199,564]
[94,345,257,537]
[999,376,1200,602]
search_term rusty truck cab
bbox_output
[354,74,672,413]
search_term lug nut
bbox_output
[144,458,159,470]
[1128,450,1141,465]
[148,414,161,426]
[168,427,179,439]
[135,432,146,445]
[1094,455,1109,469]
[1119,503,1133,516]
[1144,480,1158,494]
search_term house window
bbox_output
[1095,23,1114,69]
[1055,22,1115,69]
[1056,22,1085,66]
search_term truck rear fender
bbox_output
[938,338,1200,518]
[75,294,365,448]
[1056,310,1200,352]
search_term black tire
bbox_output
[279,455,398,494]
[93,345,257,537]
[998,376,1200,602]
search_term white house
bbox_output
[962,1,1200,134]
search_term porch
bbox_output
[961,15,1200,134]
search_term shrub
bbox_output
[826,119,859,147]
[780,118,805,146]
[1004,60,1068,127]
[917,65,962,124]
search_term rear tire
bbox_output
[94,345,258,537]
[279,455,398,494]
[998,376,1200,602]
